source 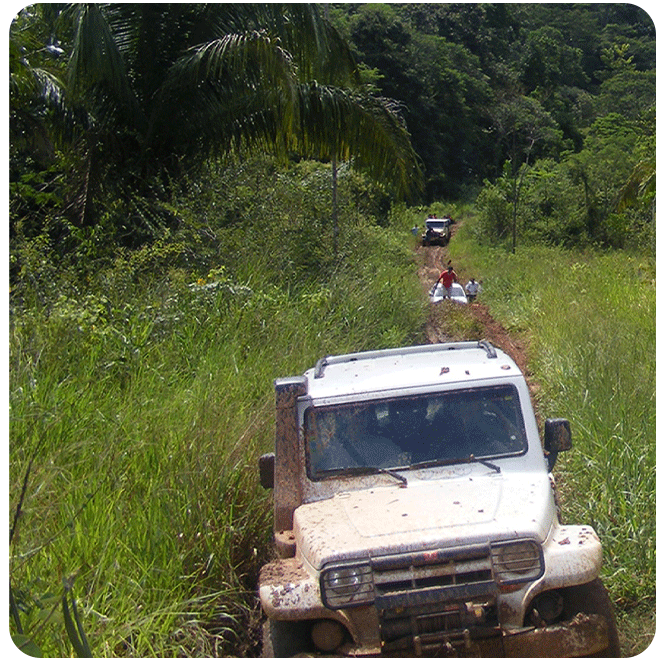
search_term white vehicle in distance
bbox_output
[430,282,468,304]
[422,218,452,246]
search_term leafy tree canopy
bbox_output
[331,2,655,201]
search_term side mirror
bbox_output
[544,418,572,471]
[258,452,275,489]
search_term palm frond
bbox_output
[261,4,360,85]
[295,83,423,198]
[618,159,656,212]
[172,31,296,97]
[17,3,422,217]
[67,3,144,132]
[204,4,360,85]
[617,159,656,212]
[148,31,299,163]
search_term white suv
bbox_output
[258,341,619,657]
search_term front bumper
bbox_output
[259,527,606,657]
[422,234,447,245]
[376,613,610,657]
[259,568,611,657]
[503,613,611,657]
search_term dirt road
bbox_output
[415,230,532,386]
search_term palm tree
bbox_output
[617,159,655,212]
[9,7,66,168]
[31,3,421,231]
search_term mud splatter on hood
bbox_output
[293,473,552,570]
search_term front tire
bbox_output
[261,619,311,657]
[564,579,621,657]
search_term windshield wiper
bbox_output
[410,457,469,470]
[351,467,408,487]
[470,456,501,473]
[316,466,408,486]
[410,455,501,473]
[381,468,408,486]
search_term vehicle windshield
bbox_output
[306,385,527,479]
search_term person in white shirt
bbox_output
[465,278,481,302]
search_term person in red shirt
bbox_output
[437,265,458,297]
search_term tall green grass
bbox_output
[9,211,426,656]
[452,221,656,610]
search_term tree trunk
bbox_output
[332,156,339,257]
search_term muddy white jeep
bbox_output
[257,341,619,657]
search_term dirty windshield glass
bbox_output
[306,385,527,479]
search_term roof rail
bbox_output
[478,339,497,358]
[313,357,329,379]
[313,340,498,379]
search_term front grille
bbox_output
[370,544,501,655]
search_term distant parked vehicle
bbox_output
[422,218,451,246]
[429,282,468,304]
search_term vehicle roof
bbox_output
[304,341,522,400]
[425,218,449,225]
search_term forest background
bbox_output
[8,3,656,658]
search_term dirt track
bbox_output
[416,229,532,386]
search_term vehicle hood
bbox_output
[294,471,554,570]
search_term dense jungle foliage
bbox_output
[9,2,656,658]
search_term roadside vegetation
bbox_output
[9,160,427,657]
[11,189,655,657]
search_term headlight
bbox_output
[491,539,544,585]
[321,563,374,609]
